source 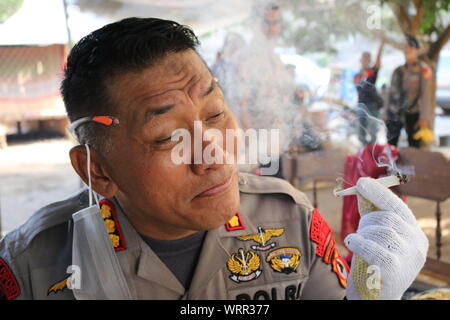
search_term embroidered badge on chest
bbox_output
[331,249,350,288]
[236,226,285,251]
[266,247,301,274]
[227,248,262,283]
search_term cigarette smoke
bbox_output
[209,0,411,179]
[71,0,411,178]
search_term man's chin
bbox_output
[189,199,240,231]
[185,176,240,230]
[198,212,238,231]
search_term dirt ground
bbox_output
[1,137,449,272]
[0,139,80,233]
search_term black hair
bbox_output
[61,17,200,150]
[406,34,420,49]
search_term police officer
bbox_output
[0,18,427,300]
[385,35,433,148]
[230,3,295,178]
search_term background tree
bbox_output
[385,0,450,126]
[280,0,450,129]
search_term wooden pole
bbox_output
[436,201,442,260]
[62,0,73,48]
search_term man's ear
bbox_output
[69,145,118,198]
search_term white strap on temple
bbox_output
[68,117,91,142]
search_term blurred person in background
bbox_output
[222,2,296,178]
[353,41,385,146]
[385,35,433,148]
[212,32,246,127]
[286,64,323,153]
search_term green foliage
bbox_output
[0,0,24,23]
[421,0,450,35]
[280,0,373,54]
[279,0,450,55]
[379,0,450,36]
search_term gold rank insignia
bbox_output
[237,226,285,251]
[227,248,262,283]
[99,199,126,251]
[266,247,301,274]
[225,212,246,231]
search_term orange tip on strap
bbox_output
[92,116,114,126]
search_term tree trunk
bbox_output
[421,54,439,132]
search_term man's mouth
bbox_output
[196,175,233,198]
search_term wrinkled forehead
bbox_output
[150,49,207,80]
[108,49,211,115]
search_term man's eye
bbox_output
[155,129,184,144]
[155,136,172,144]
[208,111,225,121]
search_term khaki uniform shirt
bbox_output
[0,173,347,300]
[387,61,433,123]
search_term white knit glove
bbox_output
[344,177,429,300]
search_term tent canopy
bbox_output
[0,0,68,46]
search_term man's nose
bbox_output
[190,126,230,176]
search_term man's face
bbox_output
[360,52,371,69]
[103,49,240,238]
[405,46,419,64]
[262,8,282,39]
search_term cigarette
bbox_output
[334,173,409,197]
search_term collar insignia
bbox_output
[225,211,246,231]
[100,199,126,251]
[236,226,285,251]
